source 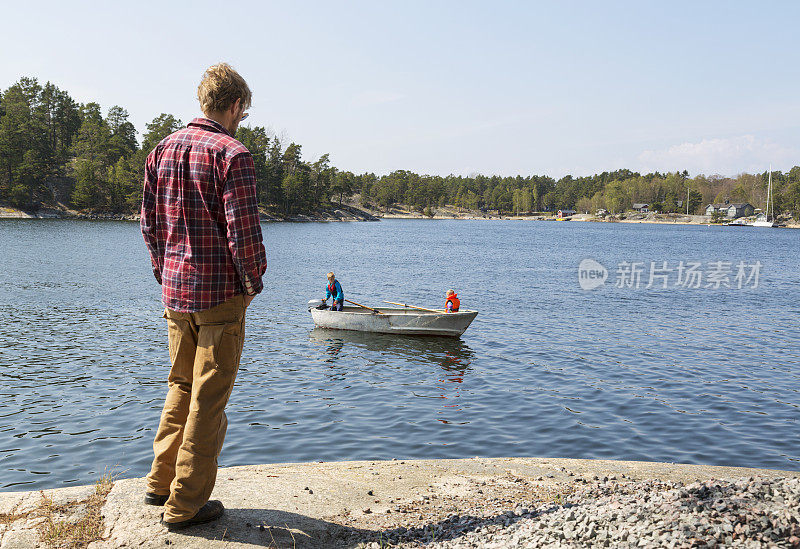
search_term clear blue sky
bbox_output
[2,1,798,178]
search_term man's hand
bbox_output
[244,294,255,308]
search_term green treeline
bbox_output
[0,77,182,212]
[2,77,799,216]
[0,77,368,215]
[360,168,800,217]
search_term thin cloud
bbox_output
[637,135,798,176]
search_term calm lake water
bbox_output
[1,219,799,491]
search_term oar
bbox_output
[383,301,444,314]
[344,298,384,314]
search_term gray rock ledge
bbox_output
[0,457,797,548]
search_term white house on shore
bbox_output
[705,203,755,219]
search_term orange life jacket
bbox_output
[445,294,460,312]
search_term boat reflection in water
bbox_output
[308,328,475,423]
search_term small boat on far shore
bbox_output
[725,218,751,226]
[307,301,477,337]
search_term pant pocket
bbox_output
[209,322,243,374]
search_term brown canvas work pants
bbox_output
[145,294,246,523]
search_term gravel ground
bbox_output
[347,476,800,548]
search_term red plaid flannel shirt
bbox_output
[141,118,267,312]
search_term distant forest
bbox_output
[2,77,800,217]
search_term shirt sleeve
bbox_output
[221,152,267,295]
[335,281,344,301]
[140,149,163,284]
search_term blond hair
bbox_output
[197,63,252,115]
[327,272,335,279]
[447,289,455,296]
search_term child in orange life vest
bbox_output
[445,290,460,312]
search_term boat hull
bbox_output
[309,307,478,337]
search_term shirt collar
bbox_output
[187,117,232,136]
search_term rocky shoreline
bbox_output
[1,457,798,548]
[3,204,799,229]
[0,203,379,223]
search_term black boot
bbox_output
[161,500,225,531]
[144,492,169,506]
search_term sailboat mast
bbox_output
[768,167,772,221]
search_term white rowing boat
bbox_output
[307,303,477,337]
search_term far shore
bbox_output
[3,203,798,229]
[363,206,800,228]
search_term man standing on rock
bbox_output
[140,63,266,530]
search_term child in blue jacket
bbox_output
[325,272,344,311]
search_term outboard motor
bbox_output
[308,299,328,311]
